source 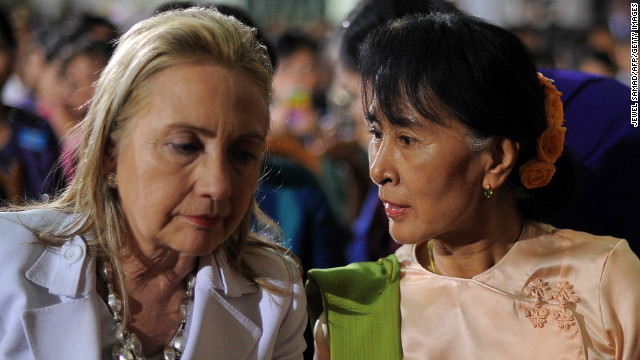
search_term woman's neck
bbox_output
[119,247,198,294]
[112,249,199,356]
[417,196,526,279]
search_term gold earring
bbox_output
[107,172,118,189]
[483,185,493,198]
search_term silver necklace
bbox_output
[100,260,196,360]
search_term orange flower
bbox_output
[519,160,556,189]
[536,126,566,163]
[538,73,564,127]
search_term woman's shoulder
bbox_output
[0,209,73,236]
[308,254,397,278]
[306,254,399,297]
[537,222,630,254]
[243,244,303,285]
[520,222,639,273]
[0,209,71,253]
[0,210,74,284]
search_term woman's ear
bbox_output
[482,137,519,190]
[102,141,117,176]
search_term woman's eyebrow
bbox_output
[365,112,380,124]
[162,123,266,140]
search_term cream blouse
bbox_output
[314,222,640,359]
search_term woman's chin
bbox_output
[388,224,428,245]
[163,235,227,257]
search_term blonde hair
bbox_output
[29,7,294,323]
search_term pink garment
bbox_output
[399,222,640,360]
[313,222,640,359]
[59,126,82,183]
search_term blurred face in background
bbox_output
[63,53,106,121]
[271,47,320,136]
[19,43,46,93]
[273,46,319,98]
[332,61,370,148]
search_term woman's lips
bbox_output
[384,202,409,218]
[183,215,222,227]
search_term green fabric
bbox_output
[305,254,401,360]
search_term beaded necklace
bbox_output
[100,261,196,360]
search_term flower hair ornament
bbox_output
[519,73,567,189]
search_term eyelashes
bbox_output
[368,125,382,139]
[168,142,203,155]
[367,125,416,146]
[167,140,261,166]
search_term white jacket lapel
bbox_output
[25,235,91,298]
[184,289,261,360]
[182,251,261,359]
[22,296,103,360]
[23,234,102,359]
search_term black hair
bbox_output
[155,1,197,13]
[59,37,114,75]
[359,12,577,221]
[214,4,278,69]
[274,30,318,60]
[338,0,458,71]
[44,13,118,62]
[0,7,16,54]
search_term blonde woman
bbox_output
[0,8,306,359]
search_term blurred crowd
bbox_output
[0,0,636,277]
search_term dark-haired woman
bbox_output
[306,12,640,360]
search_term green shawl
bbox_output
[305,254,402,360]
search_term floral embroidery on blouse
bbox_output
[521,278,580,330]
[522,306,549,328]
[523,278,553,305]
[551,308,576,330]
[552,280,580,305]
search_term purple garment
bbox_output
[0,105,63,202]
[540,69,640,255]
[348,185,397,263]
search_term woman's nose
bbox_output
[369,139,398,186]
[196,155,232,200]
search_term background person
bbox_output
[0,7,307,359]
[0,6,62,204]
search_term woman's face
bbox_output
[63,53,105,121]
[333,63,370,148]
[367,107,488,245]
[113,63,268,257]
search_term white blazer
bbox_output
[0,209,307,360]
